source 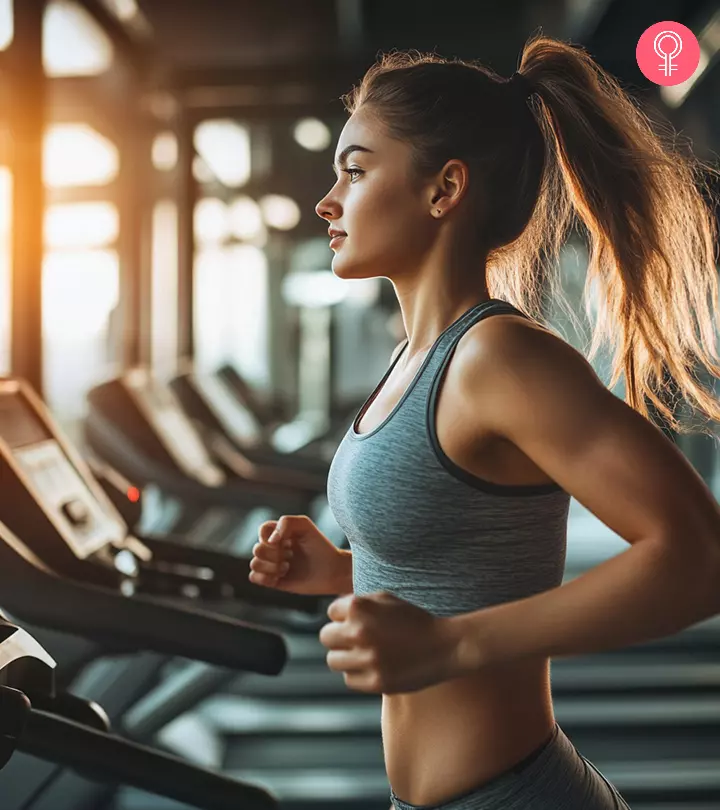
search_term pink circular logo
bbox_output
[636,21,700,86]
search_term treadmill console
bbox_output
[0,391,51,449]
[125,370,226,488]
[0,382,126,559]
[194,373,263,448]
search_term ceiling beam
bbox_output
[168,59,365,118]
[169,60,366,92]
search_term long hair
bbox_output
[341,32,720,436]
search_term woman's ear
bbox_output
[430,161,469,214]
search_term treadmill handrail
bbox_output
[136,533,328,612]
[0,521,287,675]
[0,686,31,768]
[19,707,277,810]
[206,428,327,493]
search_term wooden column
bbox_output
[8,0,46,394]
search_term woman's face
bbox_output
[315,107,436,281]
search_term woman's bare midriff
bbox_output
[383,663,556,806]
[355,318,563,807]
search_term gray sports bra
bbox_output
[326,299,570,617]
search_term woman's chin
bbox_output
[331,256,358,278]
[331,254,379,281]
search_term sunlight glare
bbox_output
[259,194,301,231]
[152,132,178,171]
[228,196,265,241]
[44,124,119,188]
[44,0,114,77]
[0,166,10,238]
[195,198,230,245]
[0,0,12,51]
[293,118,332,152]
[43,249,119,339]
[194,120,251,188]
[45,202,119,249]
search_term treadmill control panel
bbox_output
[196,373,263,448]
[0,387,52,449]
[13,440,126,559]
[125,370,225,488]
[61,499,90,527]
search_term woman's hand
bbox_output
[318,592,475,694]
[249,515,352,596]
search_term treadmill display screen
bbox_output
[0,391,51,449]
[136,379,225,487]
[125,371,225,487]
[198,374,262,447]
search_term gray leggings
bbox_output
[390,723,631,810]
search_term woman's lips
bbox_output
[330,235,346,248]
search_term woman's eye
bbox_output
[343,168,363,181]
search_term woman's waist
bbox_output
[382,668,552,739]
[382,664,554,806]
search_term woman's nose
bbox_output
[315,197,337,221]
[315,200,326,219]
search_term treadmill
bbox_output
[0,379,309,807]
[0,377,389,809]
[215,362,358,461]
[169,367,345,546]
[171,366,332,478]
[85,369,331,553]
[0,592,280,809]
[213,363,289,434]
[0,376,328,629]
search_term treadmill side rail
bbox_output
[19,708,278,810]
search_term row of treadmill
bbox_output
[0,361,718,810]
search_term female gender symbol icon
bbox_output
[637,21,700,87]
[654,30,682,77]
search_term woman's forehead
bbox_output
[336,111,405,162]
[338,112,375,149]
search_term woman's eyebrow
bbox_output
[332,144,374,173]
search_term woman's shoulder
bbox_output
[450,313,594,427]
[460,312,566,365]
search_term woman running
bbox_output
[250,31,720,810]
